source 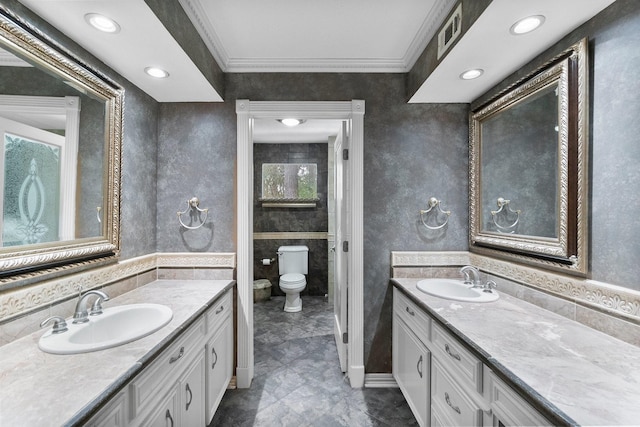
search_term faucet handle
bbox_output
[40,316,69,334]
[483,280,498,292]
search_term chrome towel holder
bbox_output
[491,197,520,232]
[419,197,451,230]
[178,197,209,230]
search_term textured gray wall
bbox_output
[156,103,236,253]
[473,0,640,290]
[589,0,640,288]
[13,0,640,375]
[155,74,470,372]
[231,74,470,372]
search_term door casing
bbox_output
[235,100,365,388]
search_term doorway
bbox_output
[236,100,365,388]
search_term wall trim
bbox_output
[0,252,236,324]
[253,232,328,240]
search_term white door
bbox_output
[333,121,349,372]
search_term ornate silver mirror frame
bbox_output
[469,39,588,275]
[0,8,123,285]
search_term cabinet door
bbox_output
[393,314,429,427]
[139,386,179,427]
[181,352,206,427]
[206,315,233,423]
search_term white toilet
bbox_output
[277,245,308,312]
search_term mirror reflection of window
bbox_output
[261,163,318,200]
[0,116,76,246]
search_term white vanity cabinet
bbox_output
[87,288,233,427]
[393,288,431,427]
[205,289,233,424]
[393,287,549,427]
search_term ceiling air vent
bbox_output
[437,3,462,60]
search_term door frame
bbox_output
[235,100,365,388]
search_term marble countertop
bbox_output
[0,279,234,427]
[392,278,640,427]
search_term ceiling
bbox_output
[253,119,343,144]
[15,0,616,104]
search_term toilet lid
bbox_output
[280,273,305,285]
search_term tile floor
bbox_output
[209,296,418,426]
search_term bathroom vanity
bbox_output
[392,278,640,426]
[0,279,234,426]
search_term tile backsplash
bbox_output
[391,251,640,347]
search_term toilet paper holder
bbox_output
[261,258,276,266]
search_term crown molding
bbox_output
[179,0,454,73]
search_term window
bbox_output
[260,163,318,207]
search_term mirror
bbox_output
[469,39,588,275]
[0,8,123,283]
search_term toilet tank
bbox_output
[277,245,309,275]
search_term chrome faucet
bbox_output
[73,290,110,324]
[460,266,481,288]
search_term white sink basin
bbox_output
[416,279,499,303]
[39,303,173,354]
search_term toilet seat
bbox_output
[280,273,306,288]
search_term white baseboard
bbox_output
[364,373,398,388]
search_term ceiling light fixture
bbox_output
[279,118,305,127]
[84,13,121,34]
[460,69,484,80]
[144,67,170,79]
[510,15,545,35]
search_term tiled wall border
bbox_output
[391,251,640,325]
[0,252,236,324]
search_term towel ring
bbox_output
[491,197,520,232]
[178,197,209,230]
[419,197,451,230]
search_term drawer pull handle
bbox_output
[165,409,174,427]
[211,346,218,370]
[215,305,224,314]
[185,383,193,411]
[445,344,461,361]
[416,355,423,378]
[169,346,184,364]
[445,392,461,414]
[405,306,415,316]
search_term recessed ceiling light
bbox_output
[279,118,305,127]
[460,69,484,80]
[144,67,170,78]
[84,13,120,34]
[510,15,545,35]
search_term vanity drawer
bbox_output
[432,322,482,392]
[206,290,232,336]
[487,372,551,426]
[130,317,205,419]
[432,357,482,427]
[394,288,431,345]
